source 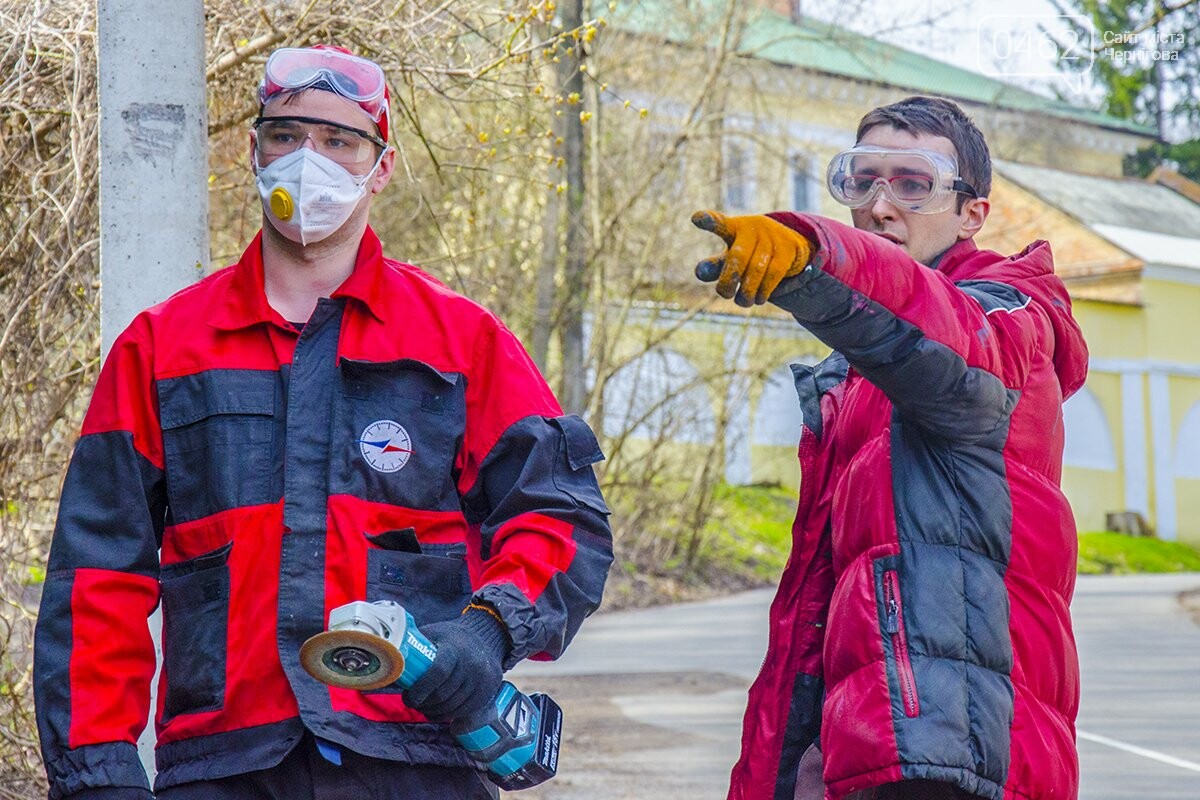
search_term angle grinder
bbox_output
[299,600,562,790]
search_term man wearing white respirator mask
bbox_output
[34,45,612,800]
[251,45,396,308]
[252,47,392,251]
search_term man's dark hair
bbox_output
[856,96,991,210]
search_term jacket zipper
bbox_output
[883,569,920,718]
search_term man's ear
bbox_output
[371,147,396,195]
[957,196,990,240]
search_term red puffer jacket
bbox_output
[728,214,1088,800]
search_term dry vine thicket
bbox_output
[204,0,603,317]
[0,0,795,792]
[1,1,100,795]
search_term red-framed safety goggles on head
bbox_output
[259,46,390,142]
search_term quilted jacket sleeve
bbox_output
[765,213,1046,441]
[34,319,165,799]
[456,316,613,668]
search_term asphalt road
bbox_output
[508,573,1200,800]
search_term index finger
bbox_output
[691,209,736,246]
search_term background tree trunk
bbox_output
[557,0,589,414]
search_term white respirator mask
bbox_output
[254,146,384,246]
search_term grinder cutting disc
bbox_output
[299,629,405,691]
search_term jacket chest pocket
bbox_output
[333,358,465,511]
[158,370,278,523]
[367,545,472,624]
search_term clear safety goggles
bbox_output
[259,47,389,126]
[826,146,979,214]
[253,115,386,168]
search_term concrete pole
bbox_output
[98,0,208,359]
[97,0,209,779]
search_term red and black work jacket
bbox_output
[728,215,1088,800]
[34,228,613,798]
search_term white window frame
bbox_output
[723,138,756,212]
[787,150,821,213]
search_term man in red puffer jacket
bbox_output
[692,96,1087,800]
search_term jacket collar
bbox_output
[212,227,389,330]
[928,237,979,276]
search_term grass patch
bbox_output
[702,483,796,583]
[1077,531,1200,575]
[699,488,1200,581]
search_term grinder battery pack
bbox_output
[299,600,562,790]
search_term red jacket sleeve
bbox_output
[34,318,164,797]
[772,213,1038,378]
[456,316,613,667]
[765,213,1060,441]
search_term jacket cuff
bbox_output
[460,604,511,667]
[46,742,151,800]
[768,265,828,320]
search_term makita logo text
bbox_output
[406,632,436,663]
[543,729,560,771]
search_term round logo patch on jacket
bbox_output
[358,420,413,473]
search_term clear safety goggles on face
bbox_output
[259,47,388,124]
[254,115,386,169]
[826,146,979,214]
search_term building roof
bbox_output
[996,160,1200,269]
[611,1,1156,138]
[1089,226,1200,271]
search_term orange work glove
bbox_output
[691,210,813,306]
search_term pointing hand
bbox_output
[691,210,813,306]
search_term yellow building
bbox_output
[987,163,1200,540]
[597,1,1200,543]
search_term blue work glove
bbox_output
[402,606,510,723]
